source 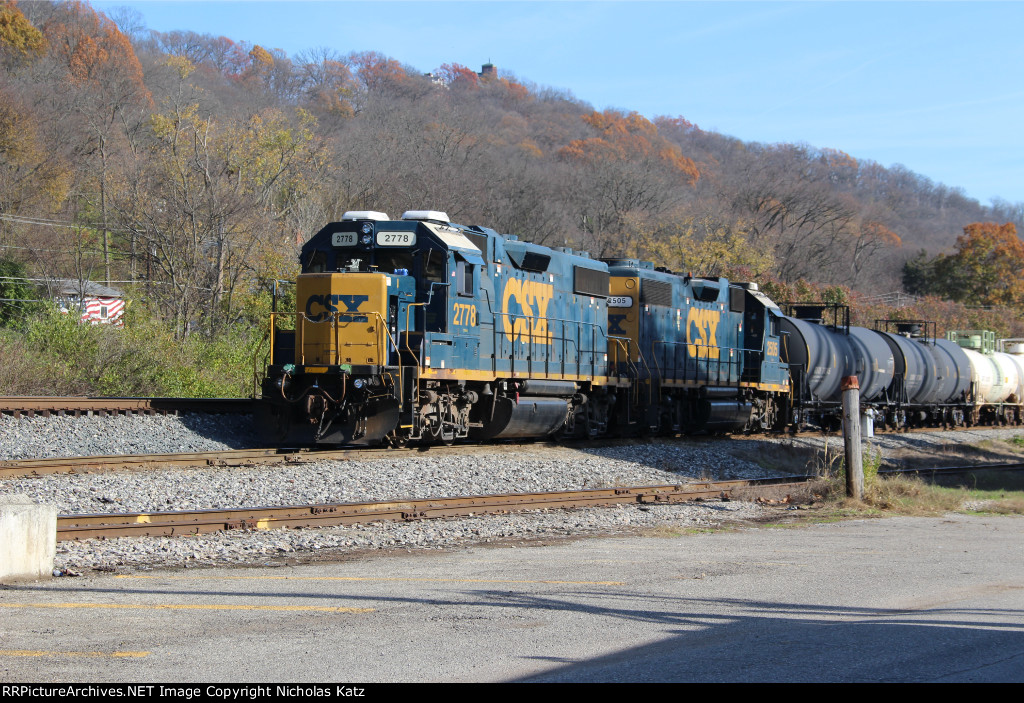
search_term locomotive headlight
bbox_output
[352,378,365,389]
[361,222,373,235]
[360,233,373,245]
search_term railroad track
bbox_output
[0,445,416,478]
[879,462,1024,476]
[0,396,253,418]
[51,460,1024,542]
[55,476,809,541]
[0,438,670,479]
[6,429,1023,480]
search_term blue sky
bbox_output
[91,1,1024,206]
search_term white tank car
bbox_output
[951,331,1021,407]
[998,339,1024,403]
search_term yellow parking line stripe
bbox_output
[0,603,373,613]
[0,650,150,658]
[117,575,626,586]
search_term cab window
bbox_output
[422,250,446,288]
[456,261,474,296]
[305,250,327,273]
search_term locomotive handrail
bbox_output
[485,300,612,379]
[369,310,401,365]
[477,287,624,380]
[649,339,747,387]
[272,310,401,369]
[608,335,648,404]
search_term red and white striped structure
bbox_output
[52,280,126,326]
[80,296,125,325]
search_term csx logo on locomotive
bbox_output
[502,278,554,344]
[686,308,721,359]
[305,294,370,322]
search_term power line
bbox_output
[0,275,162,285]
[0,212,134,234]
[0,242,138,257]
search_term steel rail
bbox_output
[0,396,253,418]
[879,462,1024,475]
[55,476,811,541]
[6,433,1024,480]
[0,438,681,479]
[0,446,419,478]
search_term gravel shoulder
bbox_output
[2,413,1022,574]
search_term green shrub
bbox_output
[0,258,43,328]
[7,303,266,397]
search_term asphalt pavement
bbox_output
[2,513,1022,682]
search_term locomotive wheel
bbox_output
[385,430,409,448]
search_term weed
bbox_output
[809,440,881,495]
[812,437,845,478]
[641,525,693,538]
[981,497,1024,515]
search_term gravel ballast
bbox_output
[0,412,260,460]
[2,412,1021,573]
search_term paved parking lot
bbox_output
[2,513,1023,682]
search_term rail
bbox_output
[55,475,812,541]
[0,446,406,479]
[0,396,253,418]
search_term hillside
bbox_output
[1,0,1022,338]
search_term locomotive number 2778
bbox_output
[453,303,477,327]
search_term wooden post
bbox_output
[841,376,863,500]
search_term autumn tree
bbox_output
[0,0,45,68]
[0,89,71,244]
[295,47,356,123]
[112,54,322,335]
[904,222,1024,310]
[726,144,867,284]
[630,212,774,280]
[556,109,699,257]
[435,62,479,90]
[38,0,151,284]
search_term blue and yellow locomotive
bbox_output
[604,260,789,434]
[258,211,791,445]
[260,210,618,445]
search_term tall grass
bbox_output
[1,304,266,397]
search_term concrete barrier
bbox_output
[0,494,57,582]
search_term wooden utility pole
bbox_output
[841,376,863,500]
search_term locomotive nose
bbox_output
[297,272,390,367]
